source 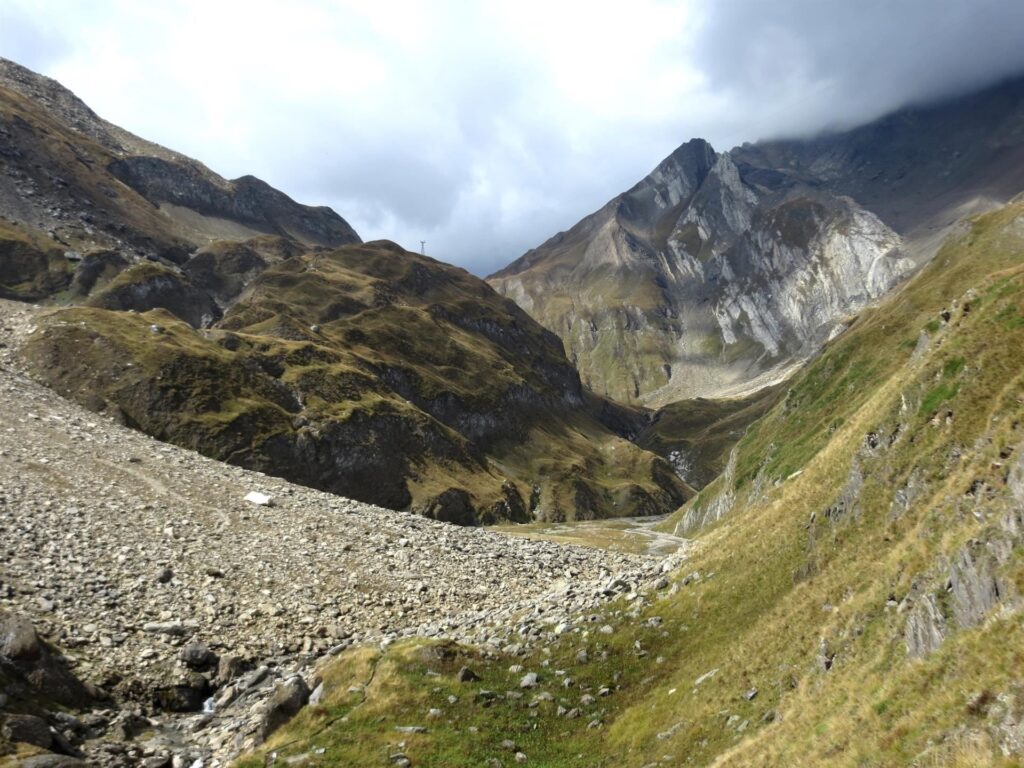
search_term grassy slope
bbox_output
[25,242,688,523]
[636,385,785,488]
[245,200,1024,766]
[0,220,72,300]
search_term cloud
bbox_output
[690,0,1024,142]
[1,0,1023,275]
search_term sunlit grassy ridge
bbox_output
[248,200,1024,766]
[24,241,689,523]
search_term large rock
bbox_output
[259,675,311,741]
[0,611,43,661]
[152,671,210,713]
[179,642,218,670]
[2,713,53,749]
[0,612,95,708]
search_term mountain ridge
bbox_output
[489,75,1024,406]
[0,54,360,285]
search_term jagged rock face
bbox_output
[107,157,358,247]
[491,77,1024,405]
[0,56,359,293]
[492,143,913,405]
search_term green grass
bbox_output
[25,242,689,524]
[636,385,784,488]
[246,200,1024,767]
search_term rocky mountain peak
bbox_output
[490,76,1024,405]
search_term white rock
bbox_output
[244,492,273,506]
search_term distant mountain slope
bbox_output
[25,240,690,524]
[490,76,1024,405]
[0,56,359,302]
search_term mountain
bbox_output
[0,58,688,524]
[0,56,359,303]
[25,241,689,523]
[236,194,1024,768]
[489,76,1024,406]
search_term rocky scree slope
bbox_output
[243,199,1024,767]
[0,56,359,304]
[22,241,690,524]
[0,298,682,766]
[490,76,1024,406]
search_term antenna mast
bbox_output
[420,240,426,255]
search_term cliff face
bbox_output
[0,55,359,294]
[490,77,1024,405]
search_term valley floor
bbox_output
[0,299,678,766]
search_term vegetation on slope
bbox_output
[0,220,72,301]
[24,241,690,524]
[636,385,784,488]
[248,199,1024,765]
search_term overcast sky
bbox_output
[3,0,1024,274]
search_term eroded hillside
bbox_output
[490,77,1024,406]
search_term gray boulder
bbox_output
[2,713,53,749]
[259,675,310,740]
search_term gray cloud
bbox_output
[1,1,1023,275]
[691,0,1024,143]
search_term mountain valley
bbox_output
[0,52,1023,768]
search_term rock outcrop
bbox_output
[490,76,1024,405]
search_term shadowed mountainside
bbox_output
[24,240,690,524]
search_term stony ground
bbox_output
[0,299,686,766]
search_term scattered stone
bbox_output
[244,491,273,506]
[0,299,678,768]
[519,672,538,689]
[457,666,480,683]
